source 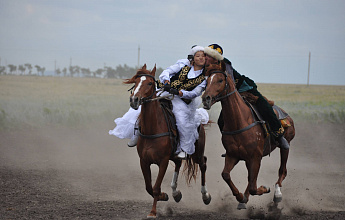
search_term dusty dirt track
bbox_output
[1,121,345,219]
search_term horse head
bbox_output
[124,64,157,110]
[202,62,229,110]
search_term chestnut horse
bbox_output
[125,64,211,218]
[202,63,295,209]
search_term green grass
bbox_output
[0,75,344,130]
[257,83,345,123]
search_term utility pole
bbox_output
[137,45,140,69]
[307,51,311,86]
[54,60,56,74]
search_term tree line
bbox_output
[0,63,164,79]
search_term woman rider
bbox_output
[109,45,209,159]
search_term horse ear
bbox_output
[151,64,156,76]
[141,64,147,70]
[220,61,226,72]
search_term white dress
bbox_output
[109,59,209,155]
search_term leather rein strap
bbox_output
[133,74,174,141]
[209,70,264,136]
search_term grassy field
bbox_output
[0,75,344,130]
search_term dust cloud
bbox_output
[1,118,344,219]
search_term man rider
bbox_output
[204,43,290,150]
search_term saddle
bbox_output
[241,93,291,155]
[159,99,179,156]
[240,92,291,136]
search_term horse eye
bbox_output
[218,79,223,83]
[148,82,153,86]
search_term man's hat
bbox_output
[204,44,224,61]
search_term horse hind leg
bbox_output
[171,159,182,202]
[199,156,211,205]
[274,148,289,203]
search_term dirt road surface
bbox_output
[1,121,344,219]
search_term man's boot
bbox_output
[277,135,289,150]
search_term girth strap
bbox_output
[222,121,265,135]
[137,129,170,139]
[136,102,177,157]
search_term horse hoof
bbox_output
[202,193,211,205]
[237,202,247,210]
[273,184,282,203]
[173,190,182,203]
[159,193,169,201]
[147,212,157,218]
[274,195,282,203]
[261,185,271,194]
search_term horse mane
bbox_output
[205,61,226,76]
[123,64,155,84]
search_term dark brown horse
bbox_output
[125,64,211,218]
[202,63,295,209]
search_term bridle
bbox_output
[207,70,237,102]
[129,74,176,152]
[129,74,172,105]
[207,70,265,136]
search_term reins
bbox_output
[129,74,174,104]
[131,73,176,151]
[208,70,265,136]
[208,70,237,102]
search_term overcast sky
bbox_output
[1,0,344,85]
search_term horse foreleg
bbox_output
[140,159,153,197]
[148,159,170,218]
[221,156,243,203]
[274,148,289,203]
[171,159,182,202]
[199,156,211,205]
[245,157,270,196]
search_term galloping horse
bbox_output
[202,63,295,209]
[125,64,211,218]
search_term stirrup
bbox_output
[177,151,187,159]
[127,135,138,147]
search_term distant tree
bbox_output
[34,65,41,75]
[8,64,17,74]
[69,66,78,77]
[0,66,6,75]
[18,65,26,75]
[105,66,116,78]
[55,68,61,76]
[24,63,32,75]
[74,65,80,77]
[62,67,67,77]
[94,68,103,78]
[41,67,45,76]
[156,67,164,76]
[81,67,91,77]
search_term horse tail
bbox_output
[182,157,198,186]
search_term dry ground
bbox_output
[1,120,345,219]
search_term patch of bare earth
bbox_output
[1,121,344,219]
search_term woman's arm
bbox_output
[159,59,189,83]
